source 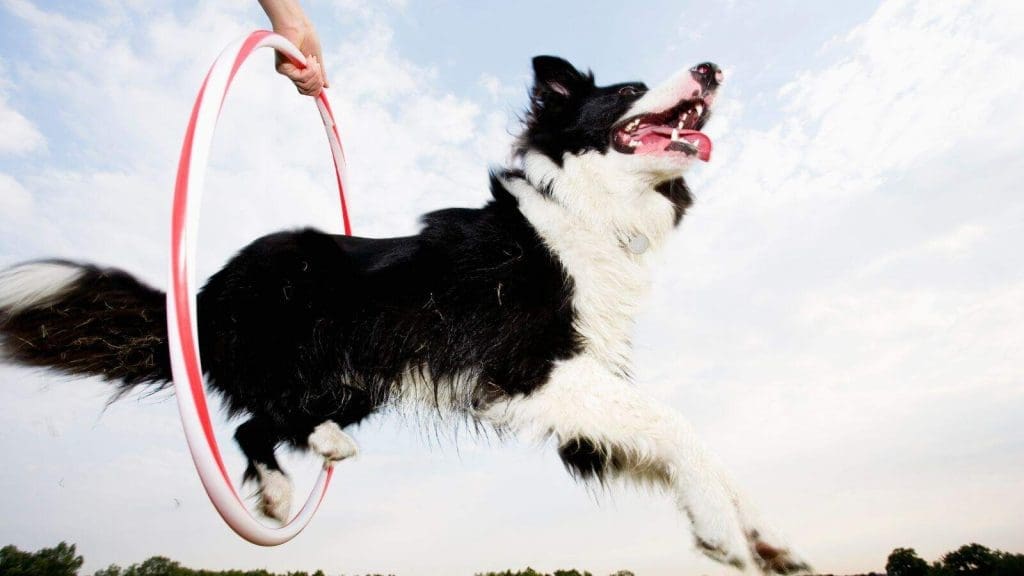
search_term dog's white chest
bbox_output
[554,227,649,374]
[507,186,651,374]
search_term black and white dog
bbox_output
[0,57,807,573]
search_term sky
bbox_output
[0,0,1022,575]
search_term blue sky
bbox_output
[1,1,1022,575]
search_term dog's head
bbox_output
[519,56,720,168]
[513,56,721,226]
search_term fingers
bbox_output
[276,54,324,97]
[310,46,328,88]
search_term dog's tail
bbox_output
[0,260,172,394]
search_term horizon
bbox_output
[1,1,1022,575]
[6,538,1022,576]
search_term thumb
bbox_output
[308,55,326,90]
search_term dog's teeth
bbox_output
[671,128,679,141]
[629,140,640,148]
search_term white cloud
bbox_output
[478,72,524,104]
[779,0,1024,178]
[2,0,108,58]
[0,172,33,220]
[0,58,45,155]
[0,96,44,154]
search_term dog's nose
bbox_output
[690,62,723,92]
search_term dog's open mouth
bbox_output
[612,99,712,161]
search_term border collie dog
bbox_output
[0,57,807,573]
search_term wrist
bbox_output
[260,0,308,32]
[272,20,308,38]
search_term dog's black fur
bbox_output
[199,190,581,478]
[518,56,647,161]
[0,56,651,481]
[0,182,583,479]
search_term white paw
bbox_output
[308,421,359,463]
[732,495,811,573]
[679,483,756,570]
[255,464,293,524]
[750,539,811,575]
[744,526,811,574]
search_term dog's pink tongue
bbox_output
[679,130,712,162]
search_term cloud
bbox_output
[0,97,44,154]
[0,58,45,155]
[0,172,33,221]
[779,0,1024,179]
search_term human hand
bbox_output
[273,21,329,97]
[259,0,329,97]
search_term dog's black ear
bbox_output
[532,55,590,99]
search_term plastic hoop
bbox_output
[168,30,350,546]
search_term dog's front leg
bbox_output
[480,356,807,574]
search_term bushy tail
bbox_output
[0,260,171,393]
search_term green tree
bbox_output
[0,542,84,576]
[993,550,1024,576]
[123,556,191,576]
[94,565,125,576]
[941,543,997,576]
[553,570,592,576]
[886,547,929,576]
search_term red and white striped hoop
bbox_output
[168,30,351,546]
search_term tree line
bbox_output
[882,544,1023,576]
[2,540,1022,576]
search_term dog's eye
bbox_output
[618,86,643,97]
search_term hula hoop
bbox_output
[168,30,351,546]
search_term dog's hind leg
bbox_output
[307,420,359,463]
[234,417,292,523]
[480,357,809,574]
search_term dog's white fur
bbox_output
[257,422,357,521]
[483,130,801,567]
[255,463,293,523]
[308,421,359,462]
[0,262,83,315]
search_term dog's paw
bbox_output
[730,498,811,574]
[255,464,293,524]
[748,531,811,575]
[308,421,359,463]
[692,527,756,571]
[682,487,756,570]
